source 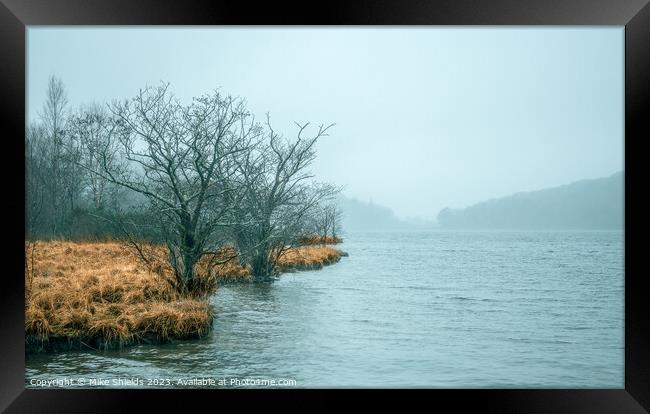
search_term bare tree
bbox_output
[26,78,344,287]
[330,203,343,239]
[317,202,343,241]
[85,83,260,294]
[68,103,124,211]
[228,116,340,282]
[32,76,86,237]
[25,124,47,239]
[41,76,68,233]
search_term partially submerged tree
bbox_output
[228,116,340,282]
[87,83,261,294]
[26,77,343,288]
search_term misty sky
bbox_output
[27,27,624,220]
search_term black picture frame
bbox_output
[1,0,647,412]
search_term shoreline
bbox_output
[25,240,346,354]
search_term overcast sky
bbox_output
[28,27,623,220]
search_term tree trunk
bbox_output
[169,220,201,294]
[251,244,274,283]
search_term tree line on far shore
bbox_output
[26,76,343,289]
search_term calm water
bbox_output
[26,231,624,388]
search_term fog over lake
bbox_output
[28,27,624,220]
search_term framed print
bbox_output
[1,0,648,412]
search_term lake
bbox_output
[26,230,624,388]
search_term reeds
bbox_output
[25,241,213,353]
[277,246,342,271]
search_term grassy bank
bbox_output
[25,240,344,353]
[277,246,343,271]
[299,235,343,245]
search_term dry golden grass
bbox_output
[25,241,213,353]
[25,241,343,352]
[197,244,344,279]
[299,235,343,245]
[277,246,342,271]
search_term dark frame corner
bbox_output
[1,0,648,412]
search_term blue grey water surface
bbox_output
[25,230,624,388]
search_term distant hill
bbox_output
[436,172,623,230]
